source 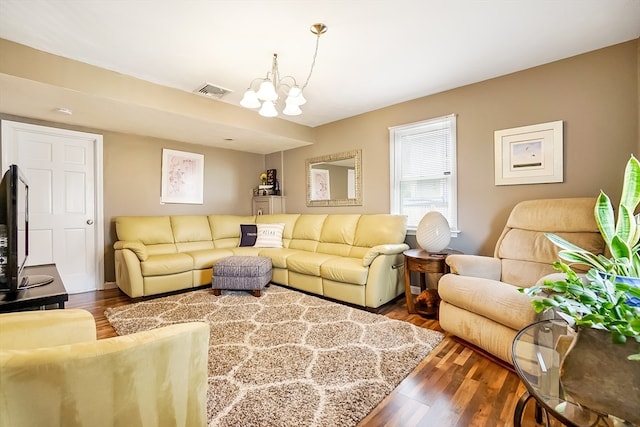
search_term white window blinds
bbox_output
[389,114,458,232]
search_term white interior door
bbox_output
[1,120,104,293]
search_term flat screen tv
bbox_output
[0,164,52,292]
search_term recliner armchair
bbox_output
[0,309,210,427]
[438,198,605,364]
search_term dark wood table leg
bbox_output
[404,256,416,313]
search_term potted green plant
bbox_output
[519,155,640,423]
[523,262,640,357]
[522,154,640,354]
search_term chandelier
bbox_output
[240,23,328,117]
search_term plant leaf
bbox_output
[620,154,640,212]
[558,251,611,272]
[615,204,635,246]
[545,233,590,252]
[609,235,632,261]
[595,191,616,245]
[611,331,627,344]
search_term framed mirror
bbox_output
[306,149,362,206]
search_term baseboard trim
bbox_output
[103,281,117,290]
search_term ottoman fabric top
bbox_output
[214,256,272,277]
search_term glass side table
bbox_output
[512,319,637,427]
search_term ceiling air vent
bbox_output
[194,83,232,98]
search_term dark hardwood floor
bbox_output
[67,288,557,427]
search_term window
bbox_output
[389,114,458,234]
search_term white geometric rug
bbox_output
[105,285,444,427]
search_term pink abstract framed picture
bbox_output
[160,148,204,204]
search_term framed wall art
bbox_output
[494,120,563,186]
[160,148,204,204]
[310,168,331,200]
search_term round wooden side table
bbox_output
[403,248,460,317]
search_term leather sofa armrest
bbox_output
[445,254,502,280]
[439,274,540,331]
[363,243,410,267]
[0,309,97,350]
[114,240,148,261]
[0,322,210,427]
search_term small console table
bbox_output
[512,319,637,426]
[0,264,67,312]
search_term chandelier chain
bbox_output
[301,32,322,91]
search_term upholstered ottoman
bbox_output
[212,256,272,297]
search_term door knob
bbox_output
[87,219,94,225]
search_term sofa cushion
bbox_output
[257,248,303,269]
[319,215,360,245]
[320,257,368,285]
[116,216,174,245]
[286,252,339,276]
[354,215,408,247]
[175,241,214,253]
[317,215,360,256]
[230,247,262,257]
[498,229,560,265]
[186,249,233,269]
[171,215,214,254]
[146,243,179,256]
[140,253,194,277]
[289,215,326,251]
[254,223,285,248]
[209,215,256,248]
[505,197,598,232]
[497,227,604,288]
[239,224,258,247]
[171,216,212,242]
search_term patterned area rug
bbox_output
[105,285,444,427]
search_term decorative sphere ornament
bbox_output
[416,211,451,253]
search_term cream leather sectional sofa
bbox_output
[114,213,409,308]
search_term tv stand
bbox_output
[0,264,67,312]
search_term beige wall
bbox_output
[0,114,265,282]
[282,39,639,256]
[1,39,638,286]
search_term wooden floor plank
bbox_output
[67,287,544,427]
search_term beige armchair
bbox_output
[438,198,604,364]
[0,309,210,427]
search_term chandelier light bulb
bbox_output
[283,101,302,116]
[288,86,302,97]
[259,100,278,117]
[286,87,307,106]
[256,80,278,101]
[240,90,260,109]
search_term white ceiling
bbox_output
[0,0,639,153]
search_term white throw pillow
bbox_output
[253,223,285,248]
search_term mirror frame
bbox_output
[306,149,362,207]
